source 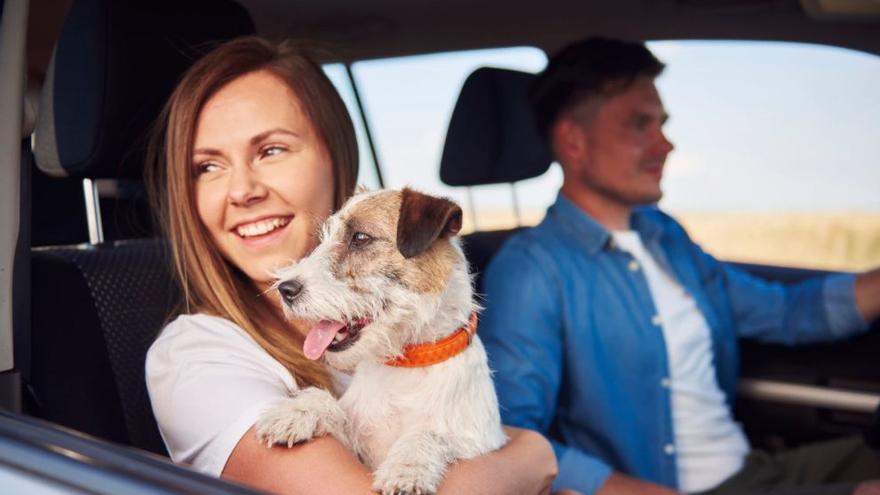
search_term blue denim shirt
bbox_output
[480,194,867,494]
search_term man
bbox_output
[479,37,880,495]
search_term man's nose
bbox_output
[655,129,674,155]
[227,165,267,206]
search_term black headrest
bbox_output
[33,0,255,179]
[439,67,553,186]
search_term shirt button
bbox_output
[651,315,662,326]
[660,377,671,388]
[628,260,640,272]
[664,444,675,455]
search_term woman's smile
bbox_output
[231,214,294,248]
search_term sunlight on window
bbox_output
[350,47,554,232]
[338,41,879,271]
[651,41,880,271]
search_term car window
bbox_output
[347,47,557,232]
[0,465,76,495]
[323,64,382,190]
[650,40,880,272]
[334,42,878,272]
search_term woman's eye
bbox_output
[350,231,373,248]
[260,146,286,159]
[195,162,221,175]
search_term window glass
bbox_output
[323,64,381,190]
[651,41,880,271]
[347,42,879,271]
[350,47,555,232]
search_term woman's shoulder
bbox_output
[147,313,289,381]
[145,314,298,473]
[156,312,247,341]
[151,313,253,354]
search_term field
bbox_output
[463,210,880,272]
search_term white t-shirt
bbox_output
[145,313,347,476]
[611,231,750,494]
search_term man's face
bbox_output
[561,76,674,209]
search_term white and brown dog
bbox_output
[256,188,507,494]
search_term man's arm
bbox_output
[683,236,871,344]
[481,241,613,494]
[854,267,880,323]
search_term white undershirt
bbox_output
[145,314,350,476]
[611,231,749,493]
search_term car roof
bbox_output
[24,0,880,87]
[237,0,880,61]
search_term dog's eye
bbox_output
[350,231,373,249]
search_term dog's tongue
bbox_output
[304,320,346,360]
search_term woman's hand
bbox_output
[438,426,558,495]
[224,424,557,495]
[595,473,680,495]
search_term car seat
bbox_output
[26,0,254,455]
[439,67,553,291]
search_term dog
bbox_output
[256,188,507,494]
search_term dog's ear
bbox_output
[396,188,462,259]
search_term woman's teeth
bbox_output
[236,217,290,238]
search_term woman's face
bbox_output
[192,69,335,286]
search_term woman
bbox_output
[145,36,556,494]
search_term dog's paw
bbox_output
[255,387,346,448]
[372,460,442,495]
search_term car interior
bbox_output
[1,0,879,490]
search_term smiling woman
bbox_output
[143,36,556,495]
[192,70,336,286]
[146,37,357,395]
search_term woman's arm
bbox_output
[223,426,373,494]
[440,426,557,495]
[223,425,556,495]
[595,473,679,495]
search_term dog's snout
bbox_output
[278,279,304,306]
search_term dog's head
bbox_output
[274,188,474,372]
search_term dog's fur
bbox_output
[256,188,506,494]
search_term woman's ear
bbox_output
[396,188,462,259]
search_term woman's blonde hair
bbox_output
[147,37,358,391]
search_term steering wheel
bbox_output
[866,401,880,449]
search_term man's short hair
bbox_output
[530,37,665,140]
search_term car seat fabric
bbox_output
[440,67,552,186]
[30,241,179,455]
[33,0,255,180]
[26,0,255,455]
[31,0,256,244]
[439,67,552,290]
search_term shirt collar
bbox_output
[548,193,665,255]
[631,206,665,243]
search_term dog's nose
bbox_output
[278,279,304,306]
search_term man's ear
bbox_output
[396,188,463,259]
[552,118,588,164]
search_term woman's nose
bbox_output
[227,165,267,206]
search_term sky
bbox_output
[325,40,880,216]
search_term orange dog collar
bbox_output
[385,313,479,368]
